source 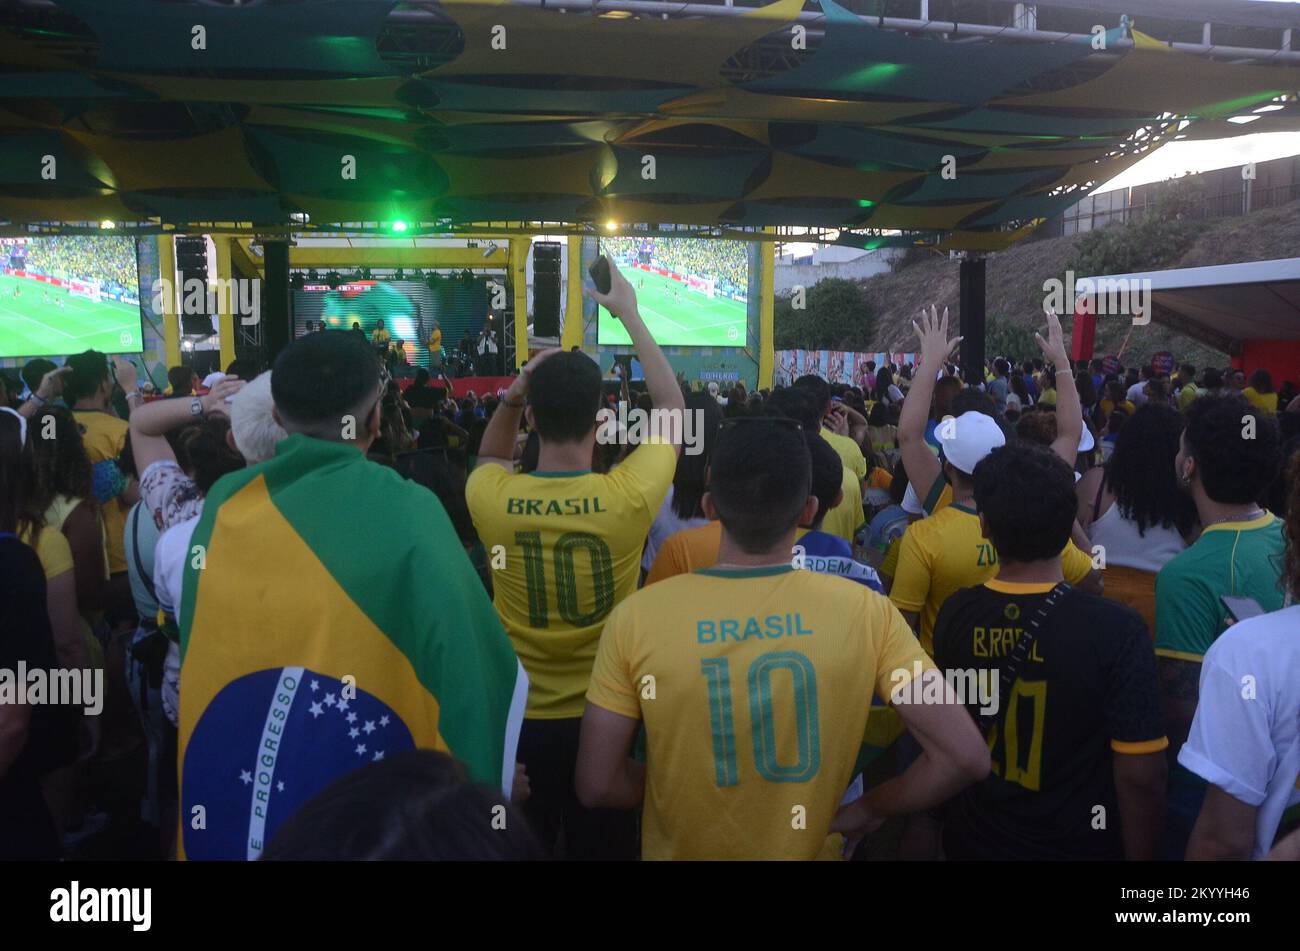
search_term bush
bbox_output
[1068,177,1204,278]
[774,277,876,351]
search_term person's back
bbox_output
[178,332,523,860]
[933,443,1167,860]
[594,566,916,859]
[937,583,1162,858]
[466,265,682,858]
[578,418,986,859]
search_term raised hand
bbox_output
[584,257,638,321]
[912,305,962,371]
[1035,309,1071,370]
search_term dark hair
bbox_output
[180,417,245,495]
[873,366,895,402]
[1248,368,1274,394]
[1284,445,1300,600]
[1015,410,1056,447]
[527,352,602,444]
[793,374,831,414]
[973,442,1076,562]
[867,401,890,426]
[260,751,542,861]
[272,331,381,434]
[63,350,110,404]
[805,433,843,530]
[225,358,257,380]
[671,391,722,521]
[1201,367,1223,390]
[764,386,820,431]
[0,411,45,538]
[29,407,93,512]
[168,366,194,396]
[951,387,997,420]
[397,449,479,548]
[1103,403,1196,536]
[708,421,810,554]
[1074,371,1097,408]
[993,358,1009,377]
[414,367,430,386]
[1182,394,1280,504]
[21,358,57,396]
[519,429,540,473]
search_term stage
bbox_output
[398,375,516,399]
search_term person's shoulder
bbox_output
[1062,586,1145,635]
[1206,605,1300,667]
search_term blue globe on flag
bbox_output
[182,667,415,860]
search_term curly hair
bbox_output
[29,405,94,512]
[1104,403,1196,537]
[1285,445,1300,601]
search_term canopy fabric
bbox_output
[1,0,1298,248]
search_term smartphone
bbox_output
[588,255,612,295]
[1221,595,1265,624]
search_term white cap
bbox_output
[202,371,226,389]
[1078,421,1095,453]
[938,411,1006,475]
[230,371,287,464]
[707,381,719,395]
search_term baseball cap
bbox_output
[202,371,227,389]
[937,411,1006,475]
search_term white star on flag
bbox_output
[323,693,336,707]
[363,720,375,734]
[240,770,252,785]
[349,727,360,739]
[373,750,384,761]
[276,781,285,793]
[309,702,323,718]
[346,711,357,724]
[355,743,367,756]
[310,680,319,692]
[379,715,390,727]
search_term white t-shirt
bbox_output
[1178,605,1300,859]
[153,513,201,726]
[1126,381,1149,405]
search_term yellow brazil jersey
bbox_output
[587,565,934,860]
[821,428,867,482]
[889,502,1094,654]
[466,442,676,718]
[73,409,129,575]
[821,467,865,543]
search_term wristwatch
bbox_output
[190,396,204,418]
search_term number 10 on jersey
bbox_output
[700,651,821,786]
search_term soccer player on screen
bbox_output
[575,417,990,860]
[466,258,684,859]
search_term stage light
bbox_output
[391,220,408,233]
[100,220,116,229]
[289,272,304,290]
[483,241,498,258]
[604,220,617,231]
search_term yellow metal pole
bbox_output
[759,230,775,389]
[561,235,583,351]
[157,234,181,369]
[212,235,236,371]
[510,237,530,371]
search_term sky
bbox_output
[1098,131,1300,191]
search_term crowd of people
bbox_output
[601,236,747,295]
[2,259,1299,861]
[19,235,138,298]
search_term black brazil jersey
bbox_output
[932,580,1167,860]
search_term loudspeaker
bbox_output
[532,242,562,338]
[175,236,213,337]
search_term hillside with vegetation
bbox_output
[777,187,1300,369]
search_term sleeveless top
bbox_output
[1089,489,1186,572]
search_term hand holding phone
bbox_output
[588,255,612,295]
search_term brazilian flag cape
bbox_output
[177,434,527,860]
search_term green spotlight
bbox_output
[391,220,408,233]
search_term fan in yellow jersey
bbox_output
[577,418,990,860]
[466,257,682,859]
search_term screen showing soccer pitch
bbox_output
[596,237,749,347]
[0,236,144,359]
